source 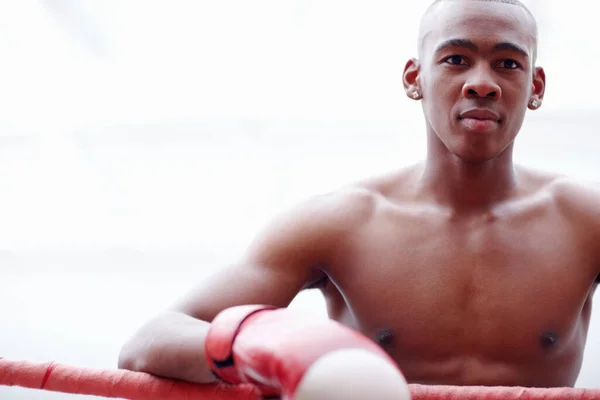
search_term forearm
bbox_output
[118,310,216,384]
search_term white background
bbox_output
[1,0,599,397]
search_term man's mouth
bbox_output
[458,109,501,132]
[459,109,501,122]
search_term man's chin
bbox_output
[449,146,505,164]
[431,126,515,163]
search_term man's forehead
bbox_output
[419,1,537,57]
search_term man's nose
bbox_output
[462,69,501,100]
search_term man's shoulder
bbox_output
[334,165,419,199]
[521,167,600,224]
[293,167,417,230]
[517,165,599,196]
[307,183,381,225]
[318,166,418,211]
[544,175,600,209]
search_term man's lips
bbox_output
[459,109,501,122]
[457,109,502,133]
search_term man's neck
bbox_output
[418,134,518,212]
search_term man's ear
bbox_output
[528,66,546,110]
[403,58,422,100]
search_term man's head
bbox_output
[403,0,546,163]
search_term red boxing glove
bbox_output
[205,305,398,399]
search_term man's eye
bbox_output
[444,55,466,65]
[500,59,520,69]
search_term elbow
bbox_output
[118,327,156,373]
[116,311,179,373]
[117,341,147,372]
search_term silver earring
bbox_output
[530,99,539,108]
[412,91,420,99]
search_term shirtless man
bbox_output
[118,0,600,397]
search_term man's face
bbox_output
[407,1,544,162]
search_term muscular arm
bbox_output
[117,189,370,383]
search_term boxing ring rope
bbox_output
[2,358,600,399]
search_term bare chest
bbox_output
[327,211,597,369]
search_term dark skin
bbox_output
[119,1,600,388]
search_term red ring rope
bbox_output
[1,358,600,399]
